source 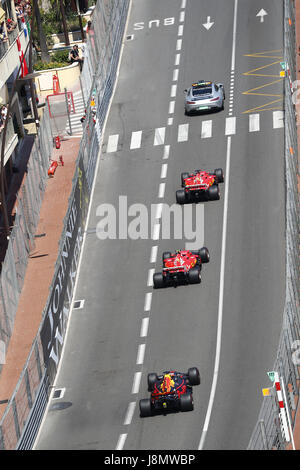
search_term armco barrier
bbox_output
[0,0,130,449]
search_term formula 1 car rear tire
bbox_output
[180,393,194,412]
[162,252,172,262]
[214,168,224,183]
[140,399,152,417]
[153,273,164,289]
[188,367,201,386]
[207,184,220,201]
[188,267,201,284]
[199,247,210,263]
[176,189,186,205]
[147,373,158,392]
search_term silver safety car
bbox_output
[184,81,225,115]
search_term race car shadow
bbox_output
[140,409,182,418]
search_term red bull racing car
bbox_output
[176,168,224,204]
[139,368,201,417]
[153,247,210,288]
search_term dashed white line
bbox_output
[160,163,168,179]
[171,84,177,97]
[136,344,146,365]
[179,11,185,22]
[175,53,181,66]
[173,69,179,81]
[144,292,152,311]
[147,268,155,286]
[132,371,142,394]
[169,101,175,114]
[158,182,166,198]
[155,202,163,220]
[140,317,150,337]
[176,39,182,50]
[168,117,173,126]
[178,24,184,36]
[163,145,170,159]
[152,222,160,240]
[116,433,127,450]
[124,402,136,425]
[150,245,158,263]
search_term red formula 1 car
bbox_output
[153,248,210,288]
[139,368,201,417]
[176,168,224,204]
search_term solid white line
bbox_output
[124,401,136,425]
[225,117,236,135]
[169,101,175,114]
[273,110,284,128]
[163,145,170,159]
[116,433,127,450]
[150,245,158,263]
[158,182,165,198]
[175,54,181,66]
[173,69,179,81]
[249,114,260,132]
[201,120,212,139]
[136,344,146,365]
[144,292,152,311]
[140,317,150,337]
[178,123,189,142]
[231,0,238,71]
[161,163,168,179]
[198,136,232,450]
[106,134,119,153]
[171,84,177,97]
[132,371,142,394]
[130,130,142,149]
[154,127,166,146]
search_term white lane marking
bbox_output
[249,114,260,132]
[116,433,127,450]
[140,317,150,337]
[181,0,186,9]
[106,134,119,153]
[171,84,177,97]
[163,145,170,159]
[179,11,185,22]
[176,38,182,50]
[130,130,142,149]
[175,53,181,66]
[147,268,155,286]
[144,292,152,311]
[173,69,179,81]
[155,202,163,220]
[154,127,166,145]
[225,117,236,135]
[199,137,232,449]
[201,120,212,139]
[178,123,189,142]
[152,222,160,240]
[124,402,136,425]
[132,371,142,394]
[169,101,175,114]
[273,110,284,128]
[158,182,166,198]
[150,245,158,263]
[161,163,168,179]
[178,24,184,36]
[136,344,146,365]
[168,117,173,126]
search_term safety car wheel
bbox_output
[139,399,152,417]
[187,367,201,386]
[180,393,194,412]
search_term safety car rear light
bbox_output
[187,101,196,104]
[210,97,220,101]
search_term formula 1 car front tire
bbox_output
[176,189,186,205]
[181,172,190,187]
[153,273,165,289]
[188,267,201,284]
[214,168,224,183]
[140,399,152,417]
[162,252,172,262]
[180,393,194,412]
[199,246,210,263]
[188,367,201,386]
[147,373,158,392]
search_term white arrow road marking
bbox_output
[256,8,268,22]
[203,16,214,30]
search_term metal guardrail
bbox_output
[248,0,300,450]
